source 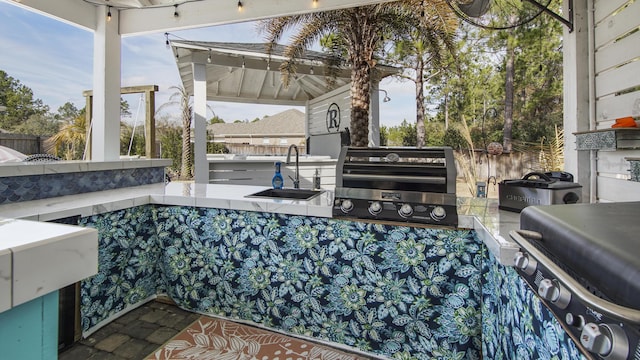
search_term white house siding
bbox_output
[592,0,640,201]
[307,84,352,158]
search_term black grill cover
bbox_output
[520,202,640,310]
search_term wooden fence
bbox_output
[458,150,544,181]
[221,144,307,156]
[208,150,549,189]
[0,134,48,155]
[208,155,335,189]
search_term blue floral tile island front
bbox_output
[75,202,587,360]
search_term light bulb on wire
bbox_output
[237,1,243,11]
[312,0,318,8]
[173,4,179,18]
[107,6,112,21]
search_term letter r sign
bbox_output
[326,103,341,133]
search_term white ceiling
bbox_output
[8,0,396,36]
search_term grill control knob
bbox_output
[513,251,537,276]
[340,199,354,213]
[398,204,413,218]
[430,206,447,221]
[368,201,382,215]
[580,323,629,360]
[538,278,571,309]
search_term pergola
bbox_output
[170,40,399,171]
[4,0,588,191]
[171,41,355,106]
[5,0,398,182]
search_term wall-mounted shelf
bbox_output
[575,128,640,151]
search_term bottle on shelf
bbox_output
[272,161,284,189]
[313,168,321,190]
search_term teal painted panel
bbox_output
[0,291,59,360]
[42,291,59,359]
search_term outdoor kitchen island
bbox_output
[0,179,584,359]
[0,218,98,360]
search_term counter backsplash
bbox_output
[74,202,585,359]
[0,160,169,205]
[79,204,484,359]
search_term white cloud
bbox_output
[0,3,417,127]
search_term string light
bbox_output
[241,56,245,68]
[107,6,112,21]
[312,0,318,8]
[207,49,212,63]
[309,66,314,75]
[266,61,270,71]
[173,4,179,17]
[165,32,170,49]
[237,1,243,11]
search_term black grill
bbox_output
[333,146,457,226]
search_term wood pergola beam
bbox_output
[83,85,159,159]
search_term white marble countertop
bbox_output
[0,158,171,177]
[0,182,522,276]
[0,217,98,313]
[457,197,521,265]
[207,154,334,162]
[0,182,335,220]
[157,182,335,217]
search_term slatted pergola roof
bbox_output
[172,40,398,106]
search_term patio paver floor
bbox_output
[59,299,200,360]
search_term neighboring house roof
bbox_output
[208,109,304,136]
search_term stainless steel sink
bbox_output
[246,188,324,201]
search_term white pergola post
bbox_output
[370,82,381,147]
[563,0,592,201]
[193,63,208,184]
[91,5,121,161]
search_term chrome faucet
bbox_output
[286,144,300,189]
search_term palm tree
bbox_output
[261,1,452,148]
[387,1,458,147]
[157,86,193,179]
[46,114,87,160]
[158,86,216,180]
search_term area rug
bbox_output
[146,315,372,360]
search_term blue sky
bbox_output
[0,1,416,127]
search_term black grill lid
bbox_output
[520,202,640,310]
[501,172,582,189]
[335,146,457,194]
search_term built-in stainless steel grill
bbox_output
[332,146,458,226]
[511,202,640,360]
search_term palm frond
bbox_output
[456,116,480,196]
[512,125,565,171]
